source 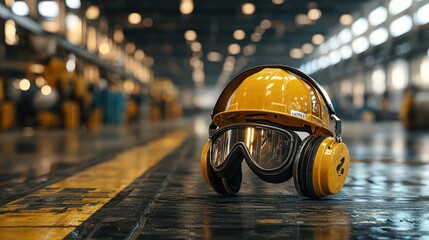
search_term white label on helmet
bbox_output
[291,110,307,119]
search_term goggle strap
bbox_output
[208,121,217,139]
[331,114,342,143]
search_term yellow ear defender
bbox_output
[293,135,350,198]
[201,65,350,198]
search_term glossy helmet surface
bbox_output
[213,67,333,136]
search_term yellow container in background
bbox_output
[37,112,59,128]
[1,101,16,129]
[87,108,102,129]
[63,101,80,129]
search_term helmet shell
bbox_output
[213,68,332,135]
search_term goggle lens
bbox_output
[211,126,294,171]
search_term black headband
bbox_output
[210,65,342,142]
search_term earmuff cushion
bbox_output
[206,152,229,195]
[293,135,327,198]
[222,167,242,194]
[293,136,317,197]
[206,148,243,195]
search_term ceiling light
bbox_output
[420,57,429,87]
[415,3,429,25]
[389,0,412,16]
[308,8,322,21]
[351,17,369,36]
[135,49,145,60]
[371,68,386,94]
[390,15,412,37]
[29,64,45,74]
[369,27,389,46]
[143,18,153,27]
[272,0,284,4]
[86,6,100,20]
[369,6,387,26]
[302,43,314,54]
[242,3,255,15]
[340,45,353,59]
[223,56,236,72]
[126,42,136,53]
[391,60,409,90]
[340,14,353,25]
[251,32,261,42]
[309,59,319,74]
[114,29,124,43]
[66,13,80,27]
[312,34,324,45]
[128,13,141,24]
[11,1,29,16]
[190,56,202,68]
[38,1,59,18]
[352,36,369,54]
[318,56,330,69]
[233,29,246,40]
[66,13,82,44]
[338,28,352,44]
[191,41,202,52]
[228,43,241,55]
[192,69,205,85]
[255,26,264,34]
[260,19,272,29]
[296,14,312,25]
[5,20,18,45]
[319,42,329,54]
[329,50,341,65]
[243,44,256,56]
[66,0,81,9]
[184,30,197,41]
[207,52,223,62]
[290,48,304,59]
[41,85,52,96]
[66,56,76,72]
[35,76,46,87]
[19,79,31,91]
[328,36,340,50]
[180,0,194,15]
[99,43,110,55]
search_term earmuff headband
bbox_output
[210,65,342,142]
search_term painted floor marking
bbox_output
[0,130,189,240]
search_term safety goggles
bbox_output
[209,123,299,173]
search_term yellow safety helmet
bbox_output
[201,65,350,198]
[212,66,335,136]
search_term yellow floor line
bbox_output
[0,130,189,240]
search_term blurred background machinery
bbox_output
[0,0,428,129]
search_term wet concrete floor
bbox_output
[0,116,429,239]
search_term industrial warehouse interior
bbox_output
[1,0,429,239]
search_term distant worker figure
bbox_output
[200,65,350,199]
[400,85,429,129]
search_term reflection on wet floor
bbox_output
[1,116,429,239]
